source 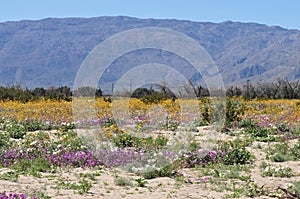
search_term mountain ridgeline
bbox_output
[0,16,300,89]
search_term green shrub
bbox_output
[135,178,147,187]
[225,97,246,127]
[288,181,300,198]
[223,147,251,165]
[113,133,168,150]
[261,163,295,178]
[238,118,256,128]
[271,153,291,162]
[267,141,300,162]
[0,131,10,149]
[200,98,211,124]
[0,171,19,182]
[114,177,133,186]
[199,97,245,128]
[22,120,45,131]
[141,164,173,179]
[54,177,92,194]
[218,140,252,165]
[6,122,27,139]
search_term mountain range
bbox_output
[0,16,299,89]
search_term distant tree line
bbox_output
[0,85,72,102]
[0,85,102,102]
[131,87,175,104]
[225,79,300,99]
[155,78,299,100]
[0,79,299,102]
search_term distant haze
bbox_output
[0,16,299,89]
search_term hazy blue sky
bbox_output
[1,0,300,30]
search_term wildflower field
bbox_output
[0,97,299,198]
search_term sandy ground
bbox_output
[0,127,299,198]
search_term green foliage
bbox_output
[241,181,266,197]
[132,87,175,104]
[199,97,245,128]
[55,130,85,152]
[0,85,33,102]
[79,172,100,181]
[288,181,300,198]
[261,164,295,178]
[114,177,133,186]
[226,181,266,198]
[141,164,173,179]
[0,85,73,102]
[218,140,252,165]
[77,179,93,194]
[54,177,92,194]
[288,126,300,138]
[154,135,168,147]
[135,178,147,187]
[113,133,168,150]
[0,171,19,182]
[188,140,199,152]
[132,88,152,98]
[199,98,211,124]
[238,118,256,128]
[245,127,275,141]
[22,120,49,131]
[140,92,166,104]
[239,119,279,142]
[245,126,267,137]
[5,121,27,139]
[266,140,300,162]
[60,123,77,132]
[200,163,251,181]
[271,153,291,162]
[36,192,51,199]
[225,97,245,127]
[11,157,55,176]
[223,147,251,165]
[0,131,10,149]
[0,80,299,103]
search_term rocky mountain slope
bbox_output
[0,16,299,89]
